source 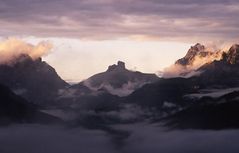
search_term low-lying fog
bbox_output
[0,123,239,153]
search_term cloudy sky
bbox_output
[1,0,239,81]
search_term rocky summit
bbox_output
[224,44,239,64]
[175,43,221,66]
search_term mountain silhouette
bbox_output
[0,54,68,106]
[0,84,61,125]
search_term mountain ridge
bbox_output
[0,54,68,106]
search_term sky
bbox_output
[0,0,239,81]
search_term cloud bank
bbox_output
[0,38,53,64]
[0,0,239,41]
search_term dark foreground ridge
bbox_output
[0,84,61,125]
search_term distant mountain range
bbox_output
[1,43,239,130]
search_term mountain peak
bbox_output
[231,44,239,50]
[78,60,159,96]
[175,43,207,66]
[6,54,43,66]
[224,44,239,64]
[187,43,205,55]
[193,43,205,50]
[107,61,126,72]
[0,53,68,105]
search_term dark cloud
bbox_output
[0,0,239,41]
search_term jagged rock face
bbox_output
[175,43,221,66]
[225,44,239,64]
[176,43,205,66]
[193,44,239,88]
[163,43,222,78]
[0,54,68,105]
[107,61,126,72]
[198,44,239,67]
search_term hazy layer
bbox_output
[0,123,239,153]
